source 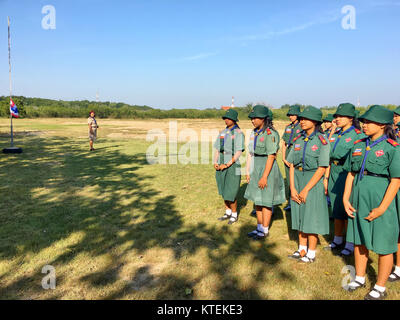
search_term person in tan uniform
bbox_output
[88,110,99,151]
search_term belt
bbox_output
[331,159,346,166]
[355,171,389,179]
[294,166,317,172]
[254,154,268,157]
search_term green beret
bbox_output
[334,103,356,118]
[287,104,301,116]
[358,105,393,125]
[222,108,239,122]
[394,106,400,116]
[323,114,334,122]
[248,105,270,119]
[298,106,323,123]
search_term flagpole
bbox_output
[8,16,14,147]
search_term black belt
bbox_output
[331,159,346,166]
[254,154,268,157]
[355,171,389,178]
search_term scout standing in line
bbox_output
[214,109,245,225]
[324,103,364,257]
[343,105,400,300]
[389,105,400,282]
[287,106,330,263]
[245,105,286,240]
[322,114,335,137]
[281,105,302,211]
[88,110,99,151]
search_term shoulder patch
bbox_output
[292,134,302,143]
[266,128,271,135]
[318,135,327,145]
[354,128,361,134]
[387,139,400,147]
[353,137,367,145]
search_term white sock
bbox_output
[261,225,269,234]
[257,224,263,232]
[333,236,343,245]
[344,242,354,251]
[355,276,366,284]
[225,209,232,216]
[306,249,316,259]
[231,212,237,219]
[299,245,308,255]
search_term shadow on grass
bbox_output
[0,135,289,299]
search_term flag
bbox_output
[10,99,19,118]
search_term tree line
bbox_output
[0,96,398,121]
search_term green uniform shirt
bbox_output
[282,122,301,147]
[214,126,245,163]
[287,133,330,170]
[248,128,280,156]
[330,127,366,162]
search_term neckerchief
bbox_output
[333,126,354,152]
[287,121,299,148]
[253,127,264,151]
[222,124,239,149]
[358,135,387,181]
[302,130,317,169]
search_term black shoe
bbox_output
[288,250,303,260]
[247,230,259,238]
[323,241,345,251]
[364,289,387,300]
[250,209,257,217]
[218,214,231,221]
[228,217,238,225]
[346,280,366,292]
[339,248,354,257]
[252,232,268,241]
[388,271,400,283]
[298,256,316,263]
[284,205,291,211]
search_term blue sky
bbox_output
[0,0,399,109]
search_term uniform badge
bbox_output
[329,137,336,142]
[286,128,292,133]
[352,148,362,156]
[311,145,318,151]
[375,150,384,157]
[231,135,235,139]
[296,129,300,133]
[345,138,352,143]
[294,144,301,151]
[260,137,265,142]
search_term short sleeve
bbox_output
[389,147,400,178]
[213,134,221,150]
[317,141,330,167]
[266,131,279,155]
[343,146,354,172]
[287,148,294,164]
[234,131,245,153]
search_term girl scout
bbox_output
[245,105,286,240]
[322,114,335,136]
[286,106,330,263]
[389,106,400,282]
[88,110,99,151]
[214,109,245,225]
[343,105,400,300]
[324,103,364,257]
[282,105,302,211]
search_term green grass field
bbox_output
[1,118,399,300]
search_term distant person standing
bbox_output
[88,110,99,151]
[282,105,302,211]
[322,114,335,137]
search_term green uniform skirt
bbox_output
[328,163,348,220]
[347,175,399,255]
[284,148,291,200]
[291,169,330,235]
[244,156,286,207]
[215,154,241,202]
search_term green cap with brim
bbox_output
[334,103,357,118]
[394,106,400,116]
[248,105,270,119]
[222,108,239,122]
[358,105,393,125]
[298,106,323,123]
[323,114,334,122]
[286,104,301,116]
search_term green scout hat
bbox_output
[334,103,356,118]
[298,106,322,123]
[222,108,239,122]
[394,106,400,116]
[358,105,393,125]
[323,114,334,122]
[287,104,301,116]
[248,105,270,119]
